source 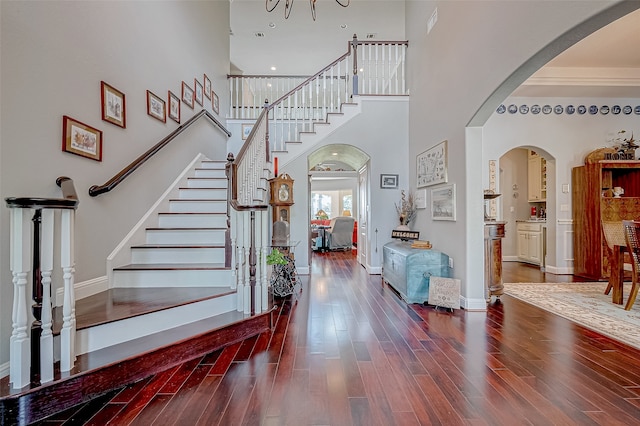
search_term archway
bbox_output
[307,144,370,263]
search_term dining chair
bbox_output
[601,220,633,295]
[622,220,640,310]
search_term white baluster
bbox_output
[9,208,31,389]
[40,209,54,383]
[60,209,76,372]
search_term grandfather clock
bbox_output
[269,173,294,223]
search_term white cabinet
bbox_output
[517,222,543,265]
[528,151,547,202]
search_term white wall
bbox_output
[0,1,230,369]
[281,97,409,273]
[405,0,633,308]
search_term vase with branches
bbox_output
[395,190,417,229]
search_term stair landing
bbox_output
[0,288,273,425]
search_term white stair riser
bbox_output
[112,268,231,287]
[146,229,226,245]
[131,247,226,264]
[194,169,226,178]
[179,188,227,199]
[169,200,227,213]
[158,214,227,228]
[187,178,228,189]
[74,293,237,354]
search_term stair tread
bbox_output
[158,211,226,215]
[169,198,227,202]
[114,263,227,270]
[54,287,235,331]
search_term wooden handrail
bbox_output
[89,110,231,197]
[5,176,79,209]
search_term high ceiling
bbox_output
[230,2,640,98]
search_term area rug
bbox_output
[503,282,640,350]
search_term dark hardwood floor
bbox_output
[33,252,640,425]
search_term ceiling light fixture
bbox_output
[266,0,350,21]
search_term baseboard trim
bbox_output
[545,265,574,275]
[0,361,9,380]
[296,266,310,275]
[460,296,488,311]
[55,276,108,306]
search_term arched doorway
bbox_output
[307,144,370,264]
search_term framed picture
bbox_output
[415,188,427,209]
[380,174,398,189]
[417,140,448,188]
[431,183,456,221]
[204,74,211,99]
[182,81,194,109]
[146,90,166,122]
[242,123,253,140]
[62,115,102,161]
[194,78,203,106]
[212,91,219,115]
[100,81,126,128]
[168,90,180,124]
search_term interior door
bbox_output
[358,165,368,267]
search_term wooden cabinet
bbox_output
[382,241,452,303]
[572,160,640,280]
[516,222,542,265]
[528,151,547,202]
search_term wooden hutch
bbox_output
[572,159,640,280]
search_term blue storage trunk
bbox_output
[382,241,452,303]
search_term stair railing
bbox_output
[89,109,231,197]
[226,106,270,315]
[225,35,408,314]
[5,177,79,390]
[228,34,408,152]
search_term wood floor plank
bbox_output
[27,252,640,425]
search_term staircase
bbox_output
[0,158,273,425]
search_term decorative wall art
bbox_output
[417,140,448,188]
[194,78,203,106]
[146,90,166,122]
[496,103,640,116]
[431,183,456,221]
[62,115,103,161]
[168,90,180,124]
[204,74,211,99]
[242,123,253,140]
[380,174,398,189]
[415,188,427,209]
[212,91,219,115]
[100,81,126,128]
[182,81,194,109]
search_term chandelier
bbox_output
[266,0,350,21]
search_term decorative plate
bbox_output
[519,105,529,114]
[566,105,575,115]
[508,104,518,114]
[554,105,563,114]
[600,105,610,115]
[623,105,632,115]
[612,105,621,115]
[542,105,552,114]
[589,105,598,115]
[496,104,506,114]
[577,105,587,115]
[635,106,640,115]
[531,105,541,114]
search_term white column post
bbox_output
[40,209,55,383]
[9,208,31,389]
[60,209,76,372]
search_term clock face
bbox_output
[278,183,290,202]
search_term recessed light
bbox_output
[269,22,276,28]
[271,66,277,71]
[340,24,347,29]
[332,152,338,156]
